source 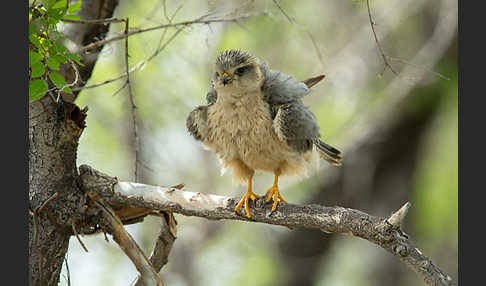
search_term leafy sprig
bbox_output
[29,0,84,102]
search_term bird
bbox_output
[186,49,341,218]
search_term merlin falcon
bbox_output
[187,49,342,218]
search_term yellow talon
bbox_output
[265,173,286,211]
[235,176,259,218]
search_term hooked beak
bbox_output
[221,72,232,86]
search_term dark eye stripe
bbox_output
[235,66,249,75]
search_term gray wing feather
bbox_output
[186,105,209,141]
[259,60,319,152]
[273,102,320,153]
[259,61,310,105]
[187,81,217,141]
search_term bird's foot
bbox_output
[265,185,287,211]
[235,191,260,218]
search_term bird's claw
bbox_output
[235,191,260,218]
[265,185,287,211]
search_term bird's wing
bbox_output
[273,102,342,164]
[186,105,209,141]
[206,81,217,105]
[272,102,320,153]
[259,61,311,105]
[303,74,325,88]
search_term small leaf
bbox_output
[29,34,43,50]
[47,10,66,24]
[29,50,43,66]
[41,0,57,9]
[66,52,84,66]
[62,14,81,21]
[49,71,67,87]
[46,57,60,70]
[52,0,67,9]
[51,41,67,54]
[62,86,73,94]
[68,1,82,13]
[29,80,48,102]
[31,61,46,78]
[53,54,68,64]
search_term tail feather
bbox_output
[303,74,325,88]
[312,139,342,166]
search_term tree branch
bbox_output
[78,11,267,53]
[78,165,455,286]
[366,0,398,76]
[132,212,177,286]
[88,192,164,286]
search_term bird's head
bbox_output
[213,50,264,98]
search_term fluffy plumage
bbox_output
[186,49,341,217]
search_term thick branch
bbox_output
[79,165,455,286]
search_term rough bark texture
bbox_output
[28,1,120,285]
[29,98,86,285]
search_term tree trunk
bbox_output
[28,1,119,284]
[29,99,86,285]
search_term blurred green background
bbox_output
[59,0,457,285]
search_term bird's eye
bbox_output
[235,66,247,75]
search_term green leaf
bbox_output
[53,54,68,64]
[68,1,82,13]
[47,9,66,24]
[29,80,48,102]
[66,52,84,66]
[62,14,81,21]
[49,71,67,87]
[46,57,60,70]
[41,0,57,9]
[29,34,43,50]
[29,51,43,66]
[62,86,73,94]
[31,61,46,78]
[52,0,67,9]
[51,41,67,54]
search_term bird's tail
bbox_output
[312,139,342,166]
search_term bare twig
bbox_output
[78,11,266,53]
[272,0,295,23]
[71,220,89,252]
[88,193,164,286]
[44,59,82,102]
[387,56,450,80]
[366,0,398,76]
[61,17,126,24]
[132,213,177,286]
[271,1,327,72]
[73,8,254,91]
[123,18,140,183]
[73,26,184,92]
[306,31,326,69]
